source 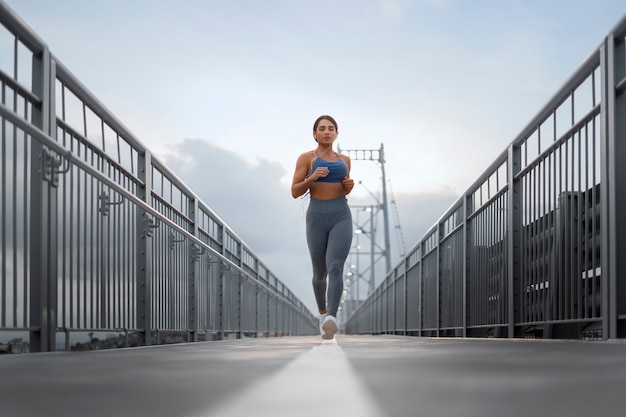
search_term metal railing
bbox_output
[345,13,626,340]
[0,1,316,353]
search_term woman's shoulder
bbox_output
[297,150,317,160]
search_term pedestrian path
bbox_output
[1,335,625,417]
[198,338,383,417]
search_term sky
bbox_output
[4,0,625,315]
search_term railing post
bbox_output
[29,46,58,352]
[136,152,153,346]
[218,261,226,340]
[188,199,200,342]
[403,260,408,336]
[463,194,471,337]
[418,243,423,337]
[507,143,522,338]
[436,224,442,337]
[602,33,626,339]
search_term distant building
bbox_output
[7,338,30,354]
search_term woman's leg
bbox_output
[306,209,329,313]
[325,209,353,317]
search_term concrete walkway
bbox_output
[1,335,625,417]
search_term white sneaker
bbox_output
[318,313,327,335]
[321,315,337,340]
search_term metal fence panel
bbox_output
[0,3,316,352]
[345,13,626,341]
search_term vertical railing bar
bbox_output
[549,147,561,317]
[157,226,162,330]
[84,145,90,330]
[551,152,557,323]
[590,117,597,320]
[465,213,482,326]
[126,181,132,329]
[529,138,536,324]
[528,168,534,323]
[111,174,117,328]
[6,115,14,328]
[541,156,555,320]
[555,144,560,322]
[467,213,473,327]
[545,154,551,323]
[489,199,494,326]
[566,136,572,321]
[577,129,583,320]
[535,156,540,321]
[565,137,571,320]
[556,136,572,320]
[77,139,83,329]
[479,204,484,327]
[490,199,495,326]
[1,84,6,328]
[66,130,73,329]
[1,109,6,328]
[177,219,181,329]
[520,173,526,324]
[62,139,71,337]
[130,199,135,331]
[60,127,67,331]
[108,171,113,328]
[485,202,492,324]
[583,124,590,319]
[471,212,476,327]
[485,203,490,326]
[574,130,580,321]
[570,131,583,319]
[500,193,504,325]
[98,176,105,329]
[592,116,598,319]
[15,97,28,329]
[535,162,540,324]
[163,224,167,329]
[559,138,574,320]
[22,125,29,329]
[578,123,595,319]
[537,160,543,324]
[92,152,98,330]
[567,137,573,320]
[497,194,501,325]
[122,192,127,329]
[10,42,18,329]
[96,152,102,328]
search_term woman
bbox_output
[291,115,355,340]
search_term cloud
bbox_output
[162,139,317,309]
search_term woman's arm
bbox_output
[341,155,354,195]
[291,153,314,198]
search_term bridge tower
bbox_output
[337,143,392,318]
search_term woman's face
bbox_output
[314,119,338,144]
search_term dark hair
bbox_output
[313,115,338,132]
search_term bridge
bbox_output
[1,2,626,416]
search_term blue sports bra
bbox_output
[309,152,348,183]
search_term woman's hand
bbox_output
[342,177,354,194]
[309,167,329,181]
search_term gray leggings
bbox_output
[306,196,353,317]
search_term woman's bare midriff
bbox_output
[309,182,346,200]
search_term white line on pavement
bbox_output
[199,338,383,417]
